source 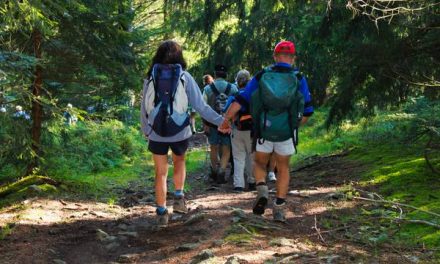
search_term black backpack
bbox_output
[209,83,232,114]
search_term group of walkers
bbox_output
[0,105,31,120]
[1,103,77,126]
[140,39,313,226]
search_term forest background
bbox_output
[0,0,439,252]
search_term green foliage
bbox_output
[41,119,147,177]
[296,97,440,248]
[0,223,14,240]
[0,175,57,197]
[0,115,33,179]
[0,0,150,174]
[0,116,147,182]
[167,0,438,126]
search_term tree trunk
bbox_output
[26,29,43,175]
[163,0,173,40]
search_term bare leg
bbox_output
[220,145,230,170]
[274,153,291,199]
[210,144,219,170]
[172,153,186,191]
[254,151,271,183]
[153,154,169,207]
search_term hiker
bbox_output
[202,74,214,134]
[225,69,256,192]
[188,75,214,134]
[63,103,78,126]
[203,74,214,87]
[203,65,238,184]
[219,41,314,222]
[140,40,223,227]
[12,105,30,120]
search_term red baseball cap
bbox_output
[274,41,296,54]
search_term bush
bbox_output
[0,114,32,180]
[41,119,146,178]
[0,115,147,182]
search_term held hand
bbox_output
[218,119,232,134]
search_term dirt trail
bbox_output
[0,135,434,264]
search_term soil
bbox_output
[0,135,436,264]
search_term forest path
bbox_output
[0,135,429,264]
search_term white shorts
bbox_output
[256,138,296,156]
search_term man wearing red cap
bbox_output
[219,41,314,222]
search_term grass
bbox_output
[294,104,440,250]
[352,145,440,247]
[0,148,209,208]
[60,157,151,199]
[0,223,14,240]
[59,147,208,199]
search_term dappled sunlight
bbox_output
[363,158,429,186]
[0,198,134,227]
[302,200,358,216]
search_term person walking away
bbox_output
[63,103,78,126]
[13,105,30,120]
[203,74,214,86]
[141,40,223,227]
[202,74,214,135]
[203,65,238,184]
[219,41,314,222]
[225,69,256,192]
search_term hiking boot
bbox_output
[216,168,227,184]
[252,185,269,215]
[173,196,188,214]
[273,202,287,222]
[209,167,217,182]
[268,172,277,183]
[156,208,169,227]
[233,187,244,193]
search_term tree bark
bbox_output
[26,29,43,175]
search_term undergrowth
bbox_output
[295,97,440,250]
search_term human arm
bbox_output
[218,79,257,133]
[185,73,223,126]
[234,77,258,108]
[218,101,241,133]
[299,76,314,125]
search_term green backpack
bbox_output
[250,66,305,144]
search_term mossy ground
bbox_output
[292,108,440,250]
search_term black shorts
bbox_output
[148,139,189,156]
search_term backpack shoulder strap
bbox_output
[168,65,182,115]
[224,83,232,95]
[179,72,186,87]
[255,68,267,81]
[151,66,160,106]
[210,83,220,96]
